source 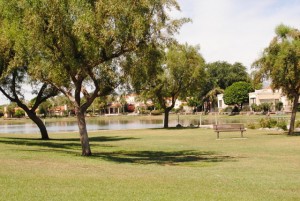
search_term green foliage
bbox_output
[295,120,300,128]
[260,102,273,113]
[251,103,261,112]
[247,122,256,129]
[259,117,287,130]
[275,101,283,111]
[259,118,277,128]
[151,110,163,115]
[223,81,253,108]
[253,24,300,134]
[38,100,51,117]
[205,61,250,90]
[126,43,205,127]
[223,106,233,113]
[187,97,200,107]
[241,105,251,112]
[277,120,288,131]
[14,109,25,118]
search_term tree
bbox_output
[127,43,205,128]
[253,24,300,135]
[0,3,58,139]
[203,87,224,112]
[205,61,249,90]
[18,0,185,155]
[200,61,250,112]
[223,81,253,109]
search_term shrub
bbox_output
[260,102,273,113]
[247,122,256,129]
[140,109,151,115]
[241,105,251,112]
[295,120,300,128]
[275,101,283,111]
[151,110,163,115]
[224,106,232,113]
[259,118,277,128]
[276,120,287,131]
[251,103,261,112]
[14,109,25,118]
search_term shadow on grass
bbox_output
[287,132,300,136]
[0,136,236,166]
[92,150,236,166]
[0,136,139,151]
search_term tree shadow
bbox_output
[287,132,300,136]
[92,150,237,166]
[0,136,139,151]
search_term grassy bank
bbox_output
[0,128,300,201]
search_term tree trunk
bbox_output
[288,94,299,135]
[76,109,92,156]
[26,111,49,140]
[164,108,171,128]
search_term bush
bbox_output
[260,102,273,113]
[140,109,151,115]
[151,110,163,115]
[275,102,283,111]
[241,105,251,112]
[224,107,232,113]
[14,109,25,118]
[247,122,256,129]
[276,120,287,131]
[251,103,261,112]
[259,118,277,128]
[295,120,300,128]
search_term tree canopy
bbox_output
[253,24,300,134]
[4,0,186,155]
[126,43,205,128]
[0,1,58,139]
[223,81,253,109]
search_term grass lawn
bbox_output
[0,128,300,201]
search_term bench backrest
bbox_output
[213,124,245,130]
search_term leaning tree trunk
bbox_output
[76,109,92,156]
[288,94,299,135]
[26,110,49,140]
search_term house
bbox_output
[106,102,122,115]
[249,88,292,112]
[217,87,295,113]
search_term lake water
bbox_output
[0,115,287,134]
[0,119,167,134]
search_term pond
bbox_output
[0,114,288,134]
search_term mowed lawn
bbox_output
[0,128,299,201]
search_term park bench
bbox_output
[213,124,246,139]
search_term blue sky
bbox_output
[173,0,300,69]
[1,0,300,104]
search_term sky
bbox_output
[1,0,300,104]
[173,0,300,69]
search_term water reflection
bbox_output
[0,115,279,134]
[0,119,166,134]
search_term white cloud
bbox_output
[174,0,300,70]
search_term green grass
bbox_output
[0,128,300,201]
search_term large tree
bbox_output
[253,24,300,135]
[0,2,57,139]
[16,0,185,155]
[126,43,205,128]
[200,61,250,111]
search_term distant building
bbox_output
[217,94,228,111]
